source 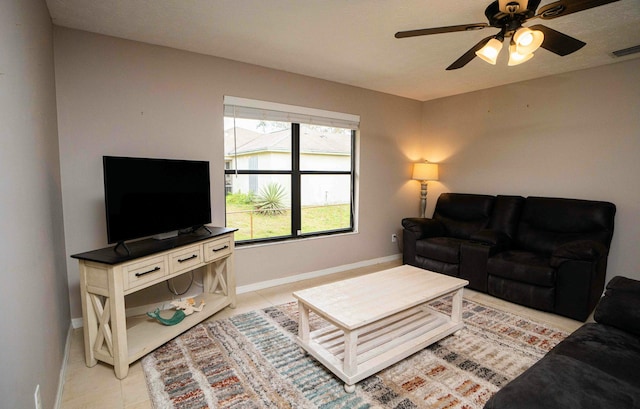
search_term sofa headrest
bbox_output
[523,197,616,232]
[489,195,525,239]
[516,197,616,254]
[594,276,640,337]
[434,193,495,238]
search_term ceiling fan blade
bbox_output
[395,23,488,39]
[536,0,620,19]
[446,36,494,70]
[529,24,586,56]
[526,0,543,13]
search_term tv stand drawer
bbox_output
[124,255,168,291]
[204,236,232,262]
[169,244,203,275]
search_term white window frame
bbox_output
[223,96,360,244]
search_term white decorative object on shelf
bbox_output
[171,298,206,315]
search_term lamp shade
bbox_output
[508,42,534,66]
[475,38,504,65]
[513,27,544,54]
[412,162,439,181]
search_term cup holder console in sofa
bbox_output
[402,193,616,321]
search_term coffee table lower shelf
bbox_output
[296,303,464,392]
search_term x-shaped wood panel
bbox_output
[90,294,113,357]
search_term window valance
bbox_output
[223,96,360,130]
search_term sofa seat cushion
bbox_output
[550,323,640,386]
[414,256,459,277]
[485,353,640,409]
[484,323,640,409]
[416,237,465,264]
[487,275,555,312]
[487,250,555,287]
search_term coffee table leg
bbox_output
[343,330,358,393]
[452,288,464,335]
[298,302,310,343]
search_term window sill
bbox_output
[234,229,359,250]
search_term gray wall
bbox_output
[422,59,640,283]
[0,1,70,408]
[53,26,640,325]
[53,27,423,320]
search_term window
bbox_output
[223,97,359,244]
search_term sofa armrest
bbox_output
[470,229,510,246]
[550,240,607,267]
[401,218,445,266]
[594,276,640,336]
[401,217,445,239]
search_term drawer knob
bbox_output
[178,254,198,263]
[135,266,161,277]
[212,245,229,252]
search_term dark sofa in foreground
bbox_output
[485,276,640,409]
[402,193,616,321]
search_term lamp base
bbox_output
[420,181,428,218]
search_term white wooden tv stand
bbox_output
[71,227,236,379]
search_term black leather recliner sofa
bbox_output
[402,193,616,321]
[484,275,640,409]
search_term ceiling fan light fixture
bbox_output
[513,27,544,54]
[475,37,504,65]
[508,42,534,65]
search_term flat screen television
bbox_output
[103,156,211,244]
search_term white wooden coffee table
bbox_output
[293,264,468,392]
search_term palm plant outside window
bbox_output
[224,117,355,244]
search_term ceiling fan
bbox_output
[395,0,621,70]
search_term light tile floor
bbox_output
[59,260,583,408]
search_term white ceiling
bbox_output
[46,0,640,101]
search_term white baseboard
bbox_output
[237,254,402,294]
[55,324,73,409]
[71,317,83,329]
[70,253,402,326]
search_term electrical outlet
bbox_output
[391,233,397,243]
[34,384,42,409]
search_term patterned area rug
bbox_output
[142,297,568,409]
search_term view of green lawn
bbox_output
[226,202,350,241]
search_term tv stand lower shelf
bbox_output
[73,228,236,379]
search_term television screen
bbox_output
[103,156,211,244]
